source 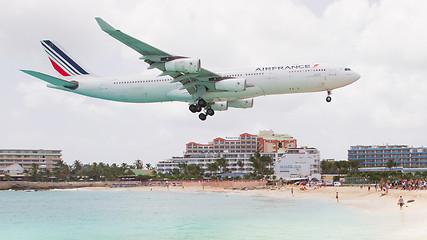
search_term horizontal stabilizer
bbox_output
[20,70,78,89]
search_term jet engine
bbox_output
[227,98,253,108]
[215,78,246,92]
[210,102,228,111]
[164,58,201,73]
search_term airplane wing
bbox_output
[95,17,222,95]
[20,70,78,89]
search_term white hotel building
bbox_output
[157,131,296,176]
[0,149,62,171]
[274,147,321,180]
[157,152,286,176]
[157,131,320,179]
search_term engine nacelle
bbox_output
[215,78,246,92]
[210,102,228,111]
[227,98,253,109]
[164,58,201,73]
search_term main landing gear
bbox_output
[326,90,332,103]
[189,98,215,121]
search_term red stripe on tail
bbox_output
[49,58,71,77]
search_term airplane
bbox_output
[21,17,360,121]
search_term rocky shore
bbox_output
[0,181,109,191]
[0,180,267,191]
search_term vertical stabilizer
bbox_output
[41,40,90,76]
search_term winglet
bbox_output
[95,17,116,33]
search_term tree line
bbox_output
[25,159,154,182]
[158,152,274,180]
[23,152,275,182]
[22,154,423,183]
[320,160,360,174]
[322,159,427,183]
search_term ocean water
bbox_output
[0,189,395,240]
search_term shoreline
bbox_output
[0,180,266,191]
[81,183,427,213]
[3,181,427,213]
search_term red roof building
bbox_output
[186,130,296,154]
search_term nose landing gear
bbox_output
[326,90,332,103]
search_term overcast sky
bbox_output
[1,0,426,166]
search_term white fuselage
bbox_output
[49,64,360,103]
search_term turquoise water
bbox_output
[0,189,385,240]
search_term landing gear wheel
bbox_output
[198,98,207,108]
[326,96,332,102]
[189,104,197,113]
[199,113,207,121]
[206,108,215,116]
[196,105,202,112]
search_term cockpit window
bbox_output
[344,68,351,71]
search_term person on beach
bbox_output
[291,188,294,197]
[398,196,404,210]
[336,192,339,202]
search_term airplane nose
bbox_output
[353,72,361,82]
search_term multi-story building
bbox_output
[348,145,427,168]
[186,131,297,154]
[0,149,62,171]
[274,147,321,180]
[157,130,297,176]
[157,152,287,175]
[258,130,297,152]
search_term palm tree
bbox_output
[386,159,396,169]
[249,152,273,177]
[207,163,219,177]
[120,163,129,170]
[88,162,100,180]
[215,158,228,174]
[134,159,143,169]
[321,161,336,174]
[237,160,244,173]
[30,163,40,182]
[349,160,360,174]
[145,163,152,170]
[171,168,181,177]
[53,160,71,181]
[40,168,51,181]
[73,160,83,173]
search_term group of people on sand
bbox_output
[335,190,407,210]
[376,179,427,191]
[289,185,409,210]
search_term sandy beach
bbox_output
[83,183,427,212]
[79,183,427,239]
